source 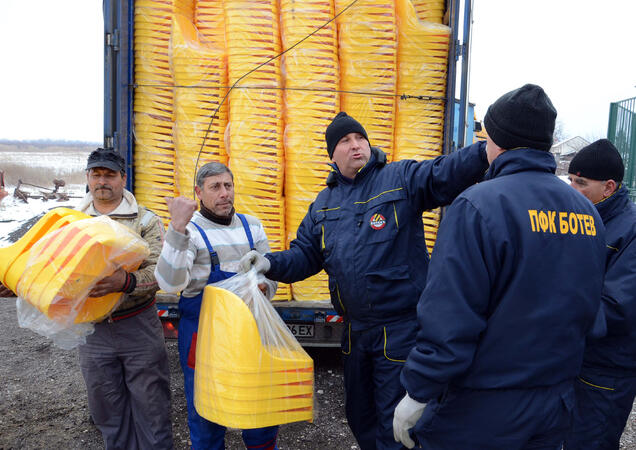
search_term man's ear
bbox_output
[604,179,617,198]
[194,185,202,201]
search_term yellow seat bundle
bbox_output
[194,284,314,429]
[0,207,149,325]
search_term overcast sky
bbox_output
[0,0,634,143]
[470,0,636,142]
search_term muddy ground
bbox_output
[0,300,358,450]
[1,297,636,449]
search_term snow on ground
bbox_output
[0,150,88,170]
[0,184,84,246]
[0,147,89,246]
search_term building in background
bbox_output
[551,136,590,176]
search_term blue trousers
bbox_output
[342,319,417,450]
[413,381,575,450]
[178,314,279,450]
[564,366,636,449]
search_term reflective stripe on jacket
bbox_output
[266,142,488,330]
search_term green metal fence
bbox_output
[608,96,636,201]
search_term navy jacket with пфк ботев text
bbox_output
[265,141,488,330]
[401,148,607,403]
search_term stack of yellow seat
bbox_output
[194,0,225,45]
[394,0,451,253]
[0,208,149,324]
[195,286,313,428]
[412,0,445,23]
[232,196,291,300]
[133,0,194,223]
[224,0,289,300]
[171,14,228,200]
[280,0,338,301]
[335,0,397,161]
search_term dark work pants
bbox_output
[79,306,173,450]
[414,381,575,450]
[564,366,636,450]
[342,319,417,450]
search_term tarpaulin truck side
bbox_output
[102,0,474,346]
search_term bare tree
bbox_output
[553,120,567,144]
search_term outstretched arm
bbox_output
[405,141,488,211]
[265,204,324,284]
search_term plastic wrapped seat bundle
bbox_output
[194,269,314,428]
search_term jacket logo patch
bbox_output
[369,213,386,230]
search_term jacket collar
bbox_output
[78,189,139,217]
[485,148,556,180]
[326,146,387,187]
[594,184,630,223]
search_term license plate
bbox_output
[287,323,315,337]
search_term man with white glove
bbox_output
[239,250,270,275]
[396,85,606,448]
[392,394,426,449]
[239,111,489,450]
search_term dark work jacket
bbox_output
[401,149,607,403]
[582,185,636,374]
[266,142,488,330]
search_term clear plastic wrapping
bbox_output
[194,269,313,428]
[11,214,149,348]
[394,0,451,254]
[412,0,445,23]
[336,0,398,161]
[133,1,192,223]
[171,13,228,199]
[129,0,452,295]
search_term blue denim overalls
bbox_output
[178,214,278,450]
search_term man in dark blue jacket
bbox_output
[393,84,607,449]
[564,139,636,449]
[240,111,489,449]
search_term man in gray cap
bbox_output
[564,139,636,449]
[77,148,173,449]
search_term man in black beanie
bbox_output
[567,138,625,203]
[393,84,606,449]
[564,139,636,449]
[241,111,489,449]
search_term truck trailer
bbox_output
[102,0,475,346]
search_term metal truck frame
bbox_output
[102,0,474,347]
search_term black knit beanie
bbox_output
[325,112,369,159]
[484,84,557,151]
[568,139,624,182]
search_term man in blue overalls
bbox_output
[155,162,279,450]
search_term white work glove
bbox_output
[393,393,427,449]
[239,250,271,275]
